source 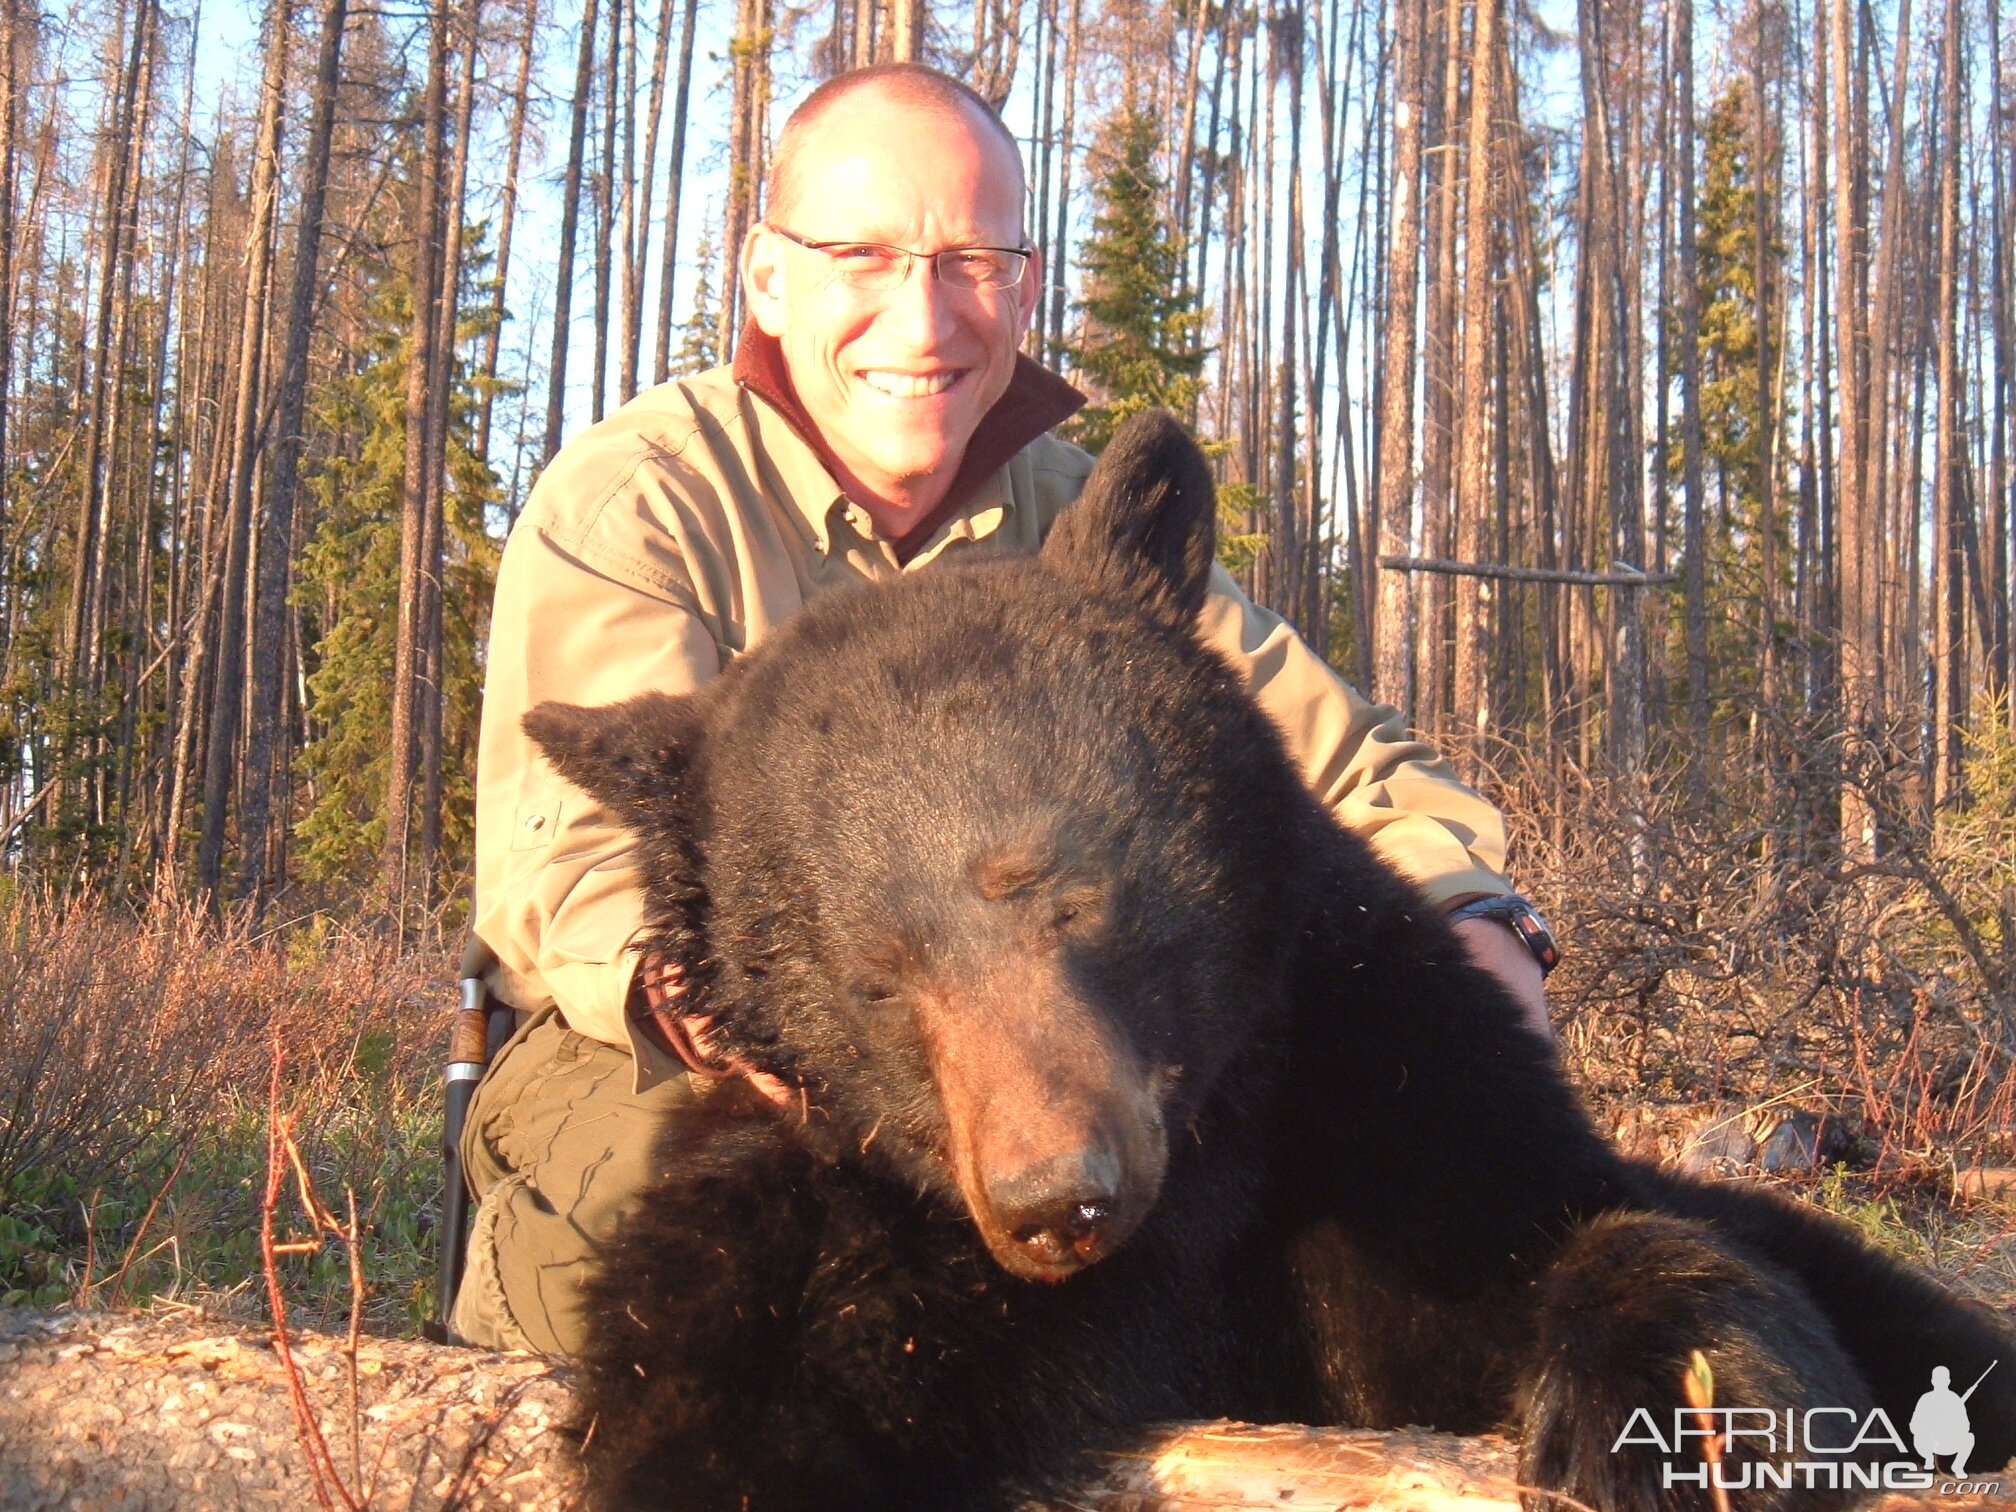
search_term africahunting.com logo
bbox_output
[1612,1359,2002,1496]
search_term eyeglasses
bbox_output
[767,225,1033,292]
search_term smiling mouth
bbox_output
[860,369,965,399]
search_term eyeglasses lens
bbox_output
[827,245,1027,292]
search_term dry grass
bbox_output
[0,890,448,1330]
[1478,725,2016,1308]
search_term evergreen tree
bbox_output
[1063,103,1207,453]
[1661,81,1789,718]
[671,233,723,377]
[294,247,498,899]
[1693,83,1782,519]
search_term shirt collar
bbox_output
[731,322,1084,565]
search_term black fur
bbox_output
[527,409,2016,1512]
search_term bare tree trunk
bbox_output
[1832,0,1876,855]
[1933,0,1964,800]
[1046,0,1081,366]
[1505,93,1565,734]
[164,163,235,882]
[1808,0,1839,748]
[382,0,448,920]
[1677,0,1709,760]
[1415,0,1463,734]
[591,0,619,422]
[616,0,642,404]
[1374,0,1427,717]
[65,0,154,688]
[476,0,538,466]
[1452,0,1500,744]
[540,0,600,465]
[628,0,673,398]
[892,0,921,58]
[418,0,482,897]
[0,0,24,616]
[853,0,874,69]
[651,0,698,383]
[1991,0,2013,717]
[1751,12,1779,713]
[194,0,286,900]
[238,0,348,908]
[1027,0,1054,355]
[720,0,773,350]
[1270,9,1302,631]
[1864,0,1912,724]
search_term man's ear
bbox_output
[742,225,790,338]
[1041,409,1217,625]
[522,691,710,837]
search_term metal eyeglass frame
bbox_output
[766,224,1034,292]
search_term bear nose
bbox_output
[989,1149,1122,1269]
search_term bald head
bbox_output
[740,60,1041,531]
[765,64,1026,226]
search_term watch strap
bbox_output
[1445,894,1560,976]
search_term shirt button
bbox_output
[525,813,546,832]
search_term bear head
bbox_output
[525,411,1319,1283]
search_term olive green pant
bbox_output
[449,1006,695,1356]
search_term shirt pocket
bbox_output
[509,792,563,852]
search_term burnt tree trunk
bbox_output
[238,0,349,909]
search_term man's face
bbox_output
[743,91,1041,514]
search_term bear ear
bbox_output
[1041,408,1217,624]
[522,690,710,833]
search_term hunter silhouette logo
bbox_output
[1914,1361,1997,1478]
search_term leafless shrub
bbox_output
[0,889,446,1322]
[0,891,435,1194]
[1481,713,2016,1179]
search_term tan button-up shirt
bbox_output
[475,343,1513,1091]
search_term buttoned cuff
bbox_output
[1362,817,1516,911]
[1411,865,1517,912]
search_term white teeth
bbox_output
[861,370,959,398]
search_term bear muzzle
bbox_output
[989,1145,1127,1273]
[929,1027,1172,1281]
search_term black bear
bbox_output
[525,410,2016,1512]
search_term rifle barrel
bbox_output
[1961,1359,1999,1402]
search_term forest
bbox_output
[0,0,2010,1030]
[0,0,2015,1346]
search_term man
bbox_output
[453,63,1556,1355]
[1913,1365,1980,1477]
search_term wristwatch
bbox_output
[1445,894,1559,976]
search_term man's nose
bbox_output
[874,252,962,347]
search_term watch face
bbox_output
[1510,909,1559,974]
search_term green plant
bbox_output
[0,893,447,1330]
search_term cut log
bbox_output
[0,1306,576,1509]
[1,1309,2008,1510]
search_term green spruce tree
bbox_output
[1063,104,1207,453]
[294,244,499,899]
[671,234,723,378]
[1662,81,1789,720]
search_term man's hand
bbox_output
[630,950,796,1104]
[630,950,694,1060]
[1449,916,1552,1042]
